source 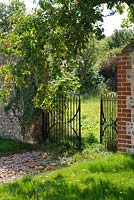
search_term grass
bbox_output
[81,92,100,147]
[1,152,134,199]
[0,137,36,154]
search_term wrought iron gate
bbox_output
[42,94,81,150]
[100,93,117,152]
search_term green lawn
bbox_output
[0,137,36,154]
[81,93,100,147]
[0,153,134,200]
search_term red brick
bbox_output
[117,98,124,103]
[117,127,126,132]
[122,91,131,95]
[121,117,131,122]
[126,144,131,148]
[127,87,131,92]
[118,148,126,153]
[122,101,127,105]
[118,143,125,148]
[117,57,122,62]
[118,100,126,105]
[122,109,131,113]
[118,139,129,144]
[118,134,131,139]
[126,60,131,64]
[121,126,126,130]
[118,61,127,65]
[127,113,131,117]
[118,125,122,130]
[118,143,131,148]
[117,84,122,88]
[117,87,126,92]
[117,74,122,79]
[126,140,131,144]
[119,70,126,74]
[121,83,131,87]
[117,104,126,109]
[118,95,126,99]
[117,100,122,104]
[122,56,130,61]
[125,65,131,69]
[118,66,122,70]
[117,78,126,82]
[117,92,122,95]
[117,117,122,121]
[118,66,127,70]
[121,74,126,79]
[117,108,122,112]
[118,113,127,117]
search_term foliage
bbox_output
[97,29,134,91]
[121,3,134,28]
[0,0,26,33]
[0,1,80,134]
[77,42,103,94]
[106,29,134,49]
[98,50,118,91]
[77,28,134,94]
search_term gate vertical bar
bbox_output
[42,111,45,141]
[79,95,81,150]
[100,94,103,144]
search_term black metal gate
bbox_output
[100,93,117,152]
[42,94,81,150]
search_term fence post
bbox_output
[117,41,134,153]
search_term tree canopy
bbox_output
[0,0,134,135]
[0,0,26,33]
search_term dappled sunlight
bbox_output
[1,153,134,199]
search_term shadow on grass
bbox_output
[1,173,134,200]
[0,137,36,154]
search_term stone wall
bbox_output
[0,105,22,139]
[0,55,42,144]
[0,102,42,144]
[117,41,134,153]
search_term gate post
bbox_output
[117,41,134,153]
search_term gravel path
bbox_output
[0,150,62,184]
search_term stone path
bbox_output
[0,150,64,184]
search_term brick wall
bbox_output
[117,41,134,153]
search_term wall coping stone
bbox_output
[122,41,134,53]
